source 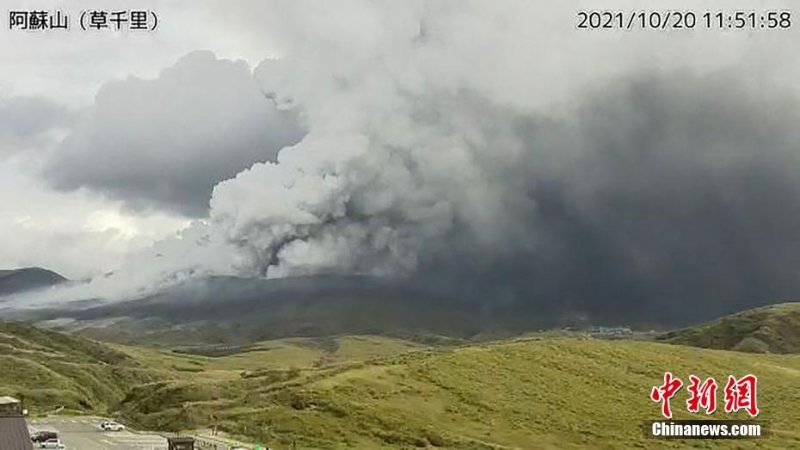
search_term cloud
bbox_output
[209,65,800,325]
[0,95,72,158]
[0,159,190,280]
[12,1,800,327]
[467,71,800,324]
[197,0,800,325]
[43,50,304,217]
[0,0,284,106]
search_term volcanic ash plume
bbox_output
[20,1,800,326]
[209,92,531,279]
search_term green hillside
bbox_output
[117,338,800,449]
[0,322,428,416]
[0,320,164,414]
[2,320,799,449]
[658,302,800,353]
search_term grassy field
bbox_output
[2,320,799,449]
[116,337,800,449]
[119,335,427,382]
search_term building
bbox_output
[168,436,196,450]
[587,326,633,338]
[0,396,33,450]
[0,396,24,416]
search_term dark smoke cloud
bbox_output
[43,51,305,217]
[407,71,800,325]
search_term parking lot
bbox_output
[29,417,168,450]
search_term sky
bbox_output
[1,0,290,277]
[4,0,800,322]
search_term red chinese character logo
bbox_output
[686,375,717,414]
[651,372,683,418]
[724,374,759,417]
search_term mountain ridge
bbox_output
[657,302,800,353]
[0,267,67,297]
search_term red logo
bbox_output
[650,372,683,418]
[652,373,759,418]
[724,374,759,417]
[686,375,717,414]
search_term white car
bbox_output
[37,438,65,449]
[100,420,125,431]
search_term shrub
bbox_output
[733,337,769,353]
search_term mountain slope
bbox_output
[117,338,800,449]
[657,302,800,353]
[0,268,66,296]
[0,320,163,413]
[1,319,798,448]
[28,275,529,345]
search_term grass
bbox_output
[658,302,800,353]
[2,320,799,449]
[0,320,163,414]
[119,335,428,382]
[117,337,800,449]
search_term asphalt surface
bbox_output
[29,417,168,450]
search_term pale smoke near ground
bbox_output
[13,1,800,324]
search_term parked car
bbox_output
[37,438,65,449]
[31,431,58,443]
[100,420,125,431]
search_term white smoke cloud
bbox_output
[12,0,800,311]
[204,0,792,280]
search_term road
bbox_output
[29,416,168,450]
